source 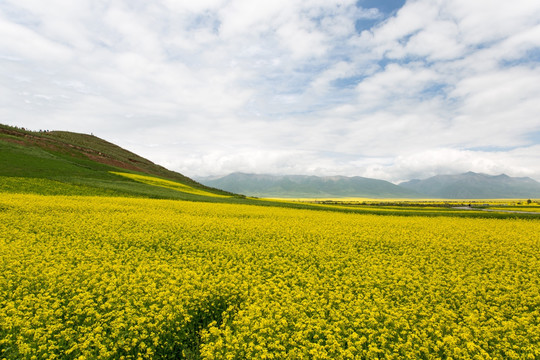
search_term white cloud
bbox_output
[0,15,72,62]
[355,63,440,109]
[447,0,540,45]
[362,147,540,183]
[308,61,355,94]
[449,67,540,147]
[395,20,465,61]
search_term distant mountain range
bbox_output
[399,171,540,199]
[198,173,421,198]
[198,172,540,199]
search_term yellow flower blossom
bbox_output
[0,193,538,359]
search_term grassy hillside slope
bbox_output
[0,124,235,201]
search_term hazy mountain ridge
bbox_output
[199,171,540,199]
[198,172,422,198]
[399,172,540,199]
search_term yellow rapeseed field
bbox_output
[1,194,539,359]
[110,172,231,198]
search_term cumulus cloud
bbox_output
[361,146,540,184]
[1,0,539,182]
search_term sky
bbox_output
[1,0,540,183]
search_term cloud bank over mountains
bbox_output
[1,0,539,182]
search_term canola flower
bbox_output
[1,193,539,359]
[110,172,230,198]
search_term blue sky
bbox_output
[1,0,540,182]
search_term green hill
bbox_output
[0,124,236,201]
